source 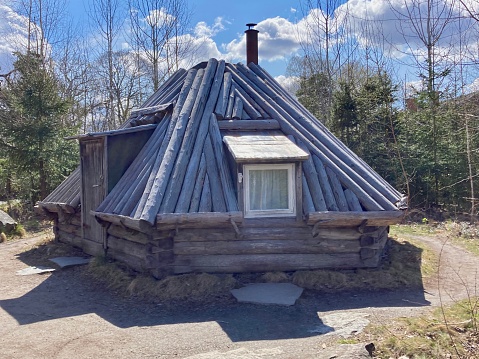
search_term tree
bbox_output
[0,52,78,202]
[128,0,191,91]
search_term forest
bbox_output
[0,0,479,218]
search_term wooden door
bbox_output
[80,137,107,255]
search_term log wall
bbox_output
[51,208,389,278]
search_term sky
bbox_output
[1,0,478,92]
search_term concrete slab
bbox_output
[230,283,303,306]
[16,266,56,276]
[49,256,91,268]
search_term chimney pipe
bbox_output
[245,23,259,65]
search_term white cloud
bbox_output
[0,1,30,72]
[224,16,302,62]
[194,17,225,38]
[275,75,300,95]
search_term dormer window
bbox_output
[223,131,309,219]
[244,163,295,218]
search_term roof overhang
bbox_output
[223,131,309,163]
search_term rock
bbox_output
[318,343,371,358]
[230,283,303,305]
[0,209,16,233]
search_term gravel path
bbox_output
[0,231,477,359]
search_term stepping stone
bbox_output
[16,266,56,276]
[49,256,91,268]
[231,283,303,306]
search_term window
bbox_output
[243,163,296,218]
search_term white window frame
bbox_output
[243,163,296,218]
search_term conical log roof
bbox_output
[39,58,406,224]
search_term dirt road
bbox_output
[0,232,477,359]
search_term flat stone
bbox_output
[230,283,303,306]
[49,256,91,268]
[16,266,56,276]
[311,312,370,338]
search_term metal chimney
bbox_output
[245,23,259,65]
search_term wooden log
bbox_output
[198,175,212,212]
[110,120,169,214]
[93,211,154,234]
[232,96,243,120]
[156,211,243,230]
[131,69,198,218]
[56,230,83,248]
[130,103,172,118]
[175,63,227,213]
[203,135,227,212]
[225,85,236,119]
[57,223,81,237]
[214,71,232,119]
[139,68,187,108]
[107,224,149,245]
[173,253,363,274]
[173,226,361,242]
[312,155,339,211]
[247,62,404,203]
[107,247,146,272]
[188,154,207,212]
[231,63,396,210]
[218,119,280,131]
[174,238,361,255]
[302,174,315,215]
[161,59,224,213]
[106,234,147,259]
[344,188,363,212]
[233,87,262,119]
[138,68,205,223]
[326,167,349,211]
[209,114,238,212]
[99,110,170,213]
[307,210,405,227]
[296,139,327,211]
[230,77,268,119]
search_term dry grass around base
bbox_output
[291,235,435,292]
[362,297,479,358]
[87,257,238,303]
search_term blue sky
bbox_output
[1,0,479,92]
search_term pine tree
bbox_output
[0,52,79,202]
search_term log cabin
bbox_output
[36,25,407,278]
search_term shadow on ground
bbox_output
[0,240,430,343]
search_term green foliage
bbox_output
[0,52,79,202]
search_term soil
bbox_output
[0,230,478,359]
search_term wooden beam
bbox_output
[307,210,405,227]
[156,211,243,230]
[217,119,280,131]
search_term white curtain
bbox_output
[249,169,289,210]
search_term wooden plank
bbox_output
[218,119,280,131]
[156,211,243,230]
[173,253,362,273]
[307,210,405,226]
[174,238,361,255]
[223,133,308,162]
[233,86,262,120]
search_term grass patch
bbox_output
[363,297,479,358]
[87,257,238,302]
